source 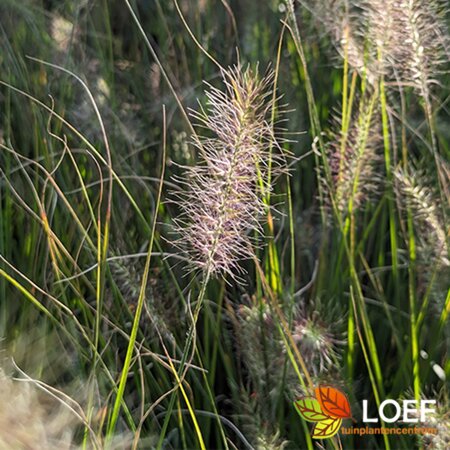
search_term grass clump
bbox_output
[0,1,448,449]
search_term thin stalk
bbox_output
[155,272,211,450]
[350,287,390,450]
[407,198,420,401]
[284,3,328,223]
[379,70,399,286]
[106,106,166,438]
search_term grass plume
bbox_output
[171,64,281,278]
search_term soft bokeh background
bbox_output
[0,1,448,449]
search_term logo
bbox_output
[362,399,436,423]
[294,386,438,440]
[294,385,351,439]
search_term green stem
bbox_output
[156,272,211,450]
[106,107,166,438]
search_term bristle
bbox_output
[304,0,449,90]
[171,65,281,277]
[394,167,449,266]
[364,0,448,92]
[323,99,382,219]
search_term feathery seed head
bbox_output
[109,253,178,343]
[172,65,282,277]
[292,315,339,376]
[255,431,289,450]
[363,0,448,92]
[291,300,346,378]
[305,0,449,89]
[236,298,344,395]
[302,1,369,78]
[324,99,382,219]
[237,303,279,387]
[404,391,450,450]
[394,167,449,267]
[235,386,289,450]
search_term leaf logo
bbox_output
[312,417,342,439]
[294,385,351,439]
[315,386,352,419]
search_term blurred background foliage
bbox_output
[0,0,448,449]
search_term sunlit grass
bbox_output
[0,1,448,449]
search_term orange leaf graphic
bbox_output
[315,385,351,419]
[312,417,342,439]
